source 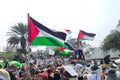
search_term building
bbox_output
[84,47,120,60]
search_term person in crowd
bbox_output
[105,63,119,80]
[78,41,85,60]
[106,69,119,80]
[5,49,120,80]
[74,63,85,80]
[21,72,32,80]
[34,71,49,80]
[34,68,52,80]
[91,59,97,65]
[36,65,44,74]
[100,59,104,65]
[101,67,107,80]
[0,69,10,80]
[8,64,20,80]
[29,54,34,64]
[60,69,71,80]
[116,65,120,80]
[37,50,43,58]
[28,63,36,78]
[86,65,101,80]
[3,57,9,68]
[104,55,111,68]
[74,41,85,60]
[52,69,61,80]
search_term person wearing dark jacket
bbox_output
[104,55,111,64]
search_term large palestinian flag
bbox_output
[77,30,96,41]
[28,15,68,48]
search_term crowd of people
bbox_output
[0,52,120,80]
[0,41,120,80]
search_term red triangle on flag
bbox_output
[77,30,84,39]
[28,15,39,43]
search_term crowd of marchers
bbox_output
[0,53,120,80]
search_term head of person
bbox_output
[90,65,100,73]
[55,69,60,74]
[11,64,18,70]
[74,63,84,74]
[106,55,110,58]
[35,72,48,80]
[21,72,28,78]
[0,69,10,80]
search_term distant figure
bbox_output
[100,59,104,65]
[3,57,9,68]
[104,55,111,68]
[104,55,111,64]
[74,41,85,60]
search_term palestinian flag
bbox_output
[28,15,68,48]
[59,47,71,55]
[77,30,96,41]
[65,29,72,34]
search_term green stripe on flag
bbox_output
[32,37,68,48]
[60,49,71,55]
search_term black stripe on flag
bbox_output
[30,17,67,41]
[81,30,96,37]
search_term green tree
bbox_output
[101,31,120,51]
[101,20,120,51]
[7,23,28,51]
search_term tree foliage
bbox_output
[7,23,28,50]
[101,31,120,51]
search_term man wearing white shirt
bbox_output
[87,65,101,80]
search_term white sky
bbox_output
[0,0,120,51]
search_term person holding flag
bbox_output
[74,40,85,60]
[74,29,96,60]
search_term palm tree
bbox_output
[7,23,28,50]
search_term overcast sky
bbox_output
[0,0,120,51]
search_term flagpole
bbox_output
[27,13,30,42]
[27,13,31,53]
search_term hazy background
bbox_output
[0,0,120,51]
